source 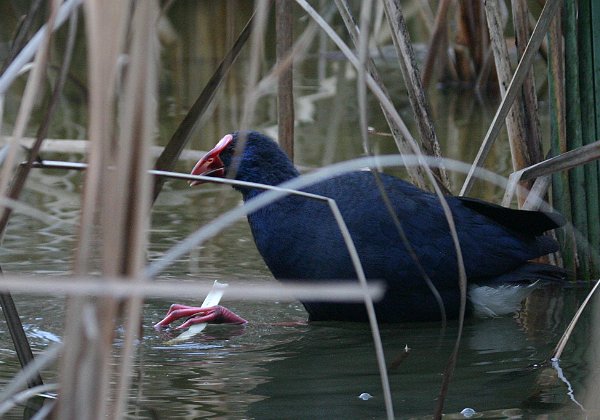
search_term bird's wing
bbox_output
[456,196,565,234]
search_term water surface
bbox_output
[0,2,596,419]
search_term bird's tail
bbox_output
[484,262,568,285]
[468,263,567,317]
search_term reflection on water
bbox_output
[0,1,595,419]
[0,169,591,418]
[0,183,594,418]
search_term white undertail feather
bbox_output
[468,281,540,317]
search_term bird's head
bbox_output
[189,133,234,186]
[190,131,299,189]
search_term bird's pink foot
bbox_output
[154,304,247,330]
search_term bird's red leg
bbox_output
[154,304,247,330]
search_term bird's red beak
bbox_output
[190,134,233,186]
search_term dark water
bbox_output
[1,2,598,419]
[1,180,596,419]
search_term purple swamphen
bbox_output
[155,131,565,329]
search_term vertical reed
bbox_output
[552,0,600,279]
[547,6,576,273]
[564,0,590,278]
[511,0,543,164]
[57,1,158,418]
[276,0,295,160]
[382,0,451,191]
[421,0,452,87]
[579,0,600,277]
[483,0,531,205]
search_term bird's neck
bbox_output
[233,157,300,201]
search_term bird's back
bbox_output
[246,170,562,321]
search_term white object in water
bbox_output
[167,280,227,343]
[358,392,373,401]
[460,407,476,417]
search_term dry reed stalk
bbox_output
[453,1,489,84]
[502,140,600,208]
[553,279,600,360]
[0,275,384,302]
[483,0,531,206]
[513,141,600,182]
[357,0,373,150]
[239,0,271,130]
[421,0,452,87]
[276,0,295,160]
[0,0,59,212]
[454,2,477,82]
[511,0,543,164]
[222,1,318,182]
[57,0,146,418]
[460,0,561,196]
[381,0,451,191]
[335,0,429,190]
[2,137,205,159]
[109,2,158,417]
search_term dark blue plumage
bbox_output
[191,131,566,322]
